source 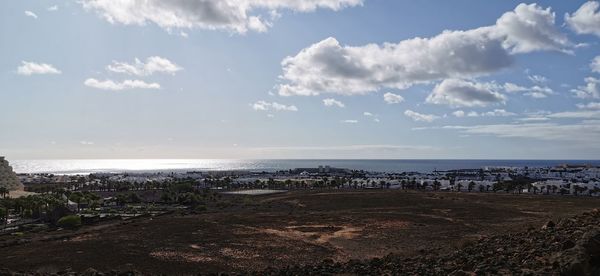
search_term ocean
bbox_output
[9,159,600,175]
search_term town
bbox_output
[2,157,600,234]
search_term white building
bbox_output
[0,157,23,191]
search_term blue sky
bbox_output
[1,0,600,159]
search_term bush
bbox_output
[57,215,81,229]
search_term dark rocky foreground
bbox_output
[3,210,599,276]
[260,210,600,276]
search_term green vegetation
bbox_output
[57,215,81,229]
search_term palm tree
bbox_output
[433,180,441,191]
[468,181,475,192]
[0,207,7,229]
[0,187,9,199]
[69,192,84,212]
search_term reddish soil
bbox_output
[0,190,599,274]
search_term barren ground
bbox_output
[1,190,599,274]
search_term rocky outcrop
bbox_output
[0,157,23,191]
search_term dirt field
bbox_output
[1,190,599,274]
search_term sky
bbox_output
[1,0,600,160]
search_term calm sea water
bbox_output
[10,159,600,175]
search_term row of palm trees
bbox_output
[0,193,69,227]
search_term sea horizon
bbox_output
[10,158,600,175]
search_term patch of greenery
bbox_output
[57,215,82,229]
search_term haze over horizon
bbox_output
[2,1,600,160]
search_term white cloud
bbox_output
[453,109,516,118]
[525,86,553,98]
[577,102,600,109]
[517,116,549,122]
[48,5,59,11]
[341,119,358,124]
[277,3,570,97]
[452,110,465,117]
[426,79,506,108]
[80,141,95,145]
[503,82,553,98]
[404,110,440,122]
[528,74,548,84]
[383,92,404,104]
[107,56,182,76]
[565,1,600,37]
[251,100,298,112]
[591,56,600,73]
[487,109,516,116]
[571,77,600,99]
[495,3,571,54]
[323,98,345,108]
[80,0,363,34]
[17,61,61,75]
[503,82,527,93]
[25,11,38,19]
[481,109,517,117]
[363,112,373,116]
[84,78,161,90]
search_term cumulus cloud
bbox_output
[84,78,161,90]
[426,79,506,108]
[571,77,600,99]
[277,3,570,97]
[404,110,440,122]
[80,141,95,145]
[80,0,363,34]
[107,56,182,76]
[25,11,38,19]
[17,61,61,75]
[341,119,358,124]
[252,100,298,112]
[495,3,571,54]
[323,98,345,108]
[383,92,404,104]
[591,56,600,73]
[363,112,373,116]
[48,5,59,11]
[565,1,600,37]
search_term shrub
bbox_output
[57,215,82,229]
